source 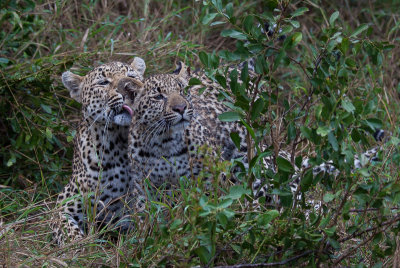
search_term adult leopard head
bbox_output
[62,57,146,126]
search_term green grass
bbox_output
[1,0,400,266]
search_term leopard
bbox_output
[127,62,249,194]
[51,57,147,246]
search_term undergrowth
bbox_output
[0,0,399,266]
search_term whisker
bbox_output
[144,120,165,143]
[99,110,113,162]
[84,106,107,121]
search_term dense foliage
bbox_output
[0,0,399,266]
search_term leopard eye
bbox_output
[153,94,165,100]
[98,80,110,86]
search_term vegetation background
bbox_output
[0,0,399,266]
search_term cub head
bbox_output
[61,57,146,126]
[132,62,193,137]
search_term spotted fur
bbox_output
[127,64,249,192]
[51,58,147,246]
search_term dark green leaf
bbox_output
[215,74,226,88]
[257,210,279,227]
[218,111,241,122]
[328,132,339,151]
[276,157,294,173]
[188,77,202,86]
[251,98,264,121]
[301,126,313,141]
[366,118,382,130]
[230,132,241,150]
[225,3,234,19]
[341,37,350,54]
[217,212,228,229]
[301,169,313,192]
[221,29,248,40]
[199,51,209,67]
[243,15,254,33]
[287,122,296,142]
[194,246,211,264]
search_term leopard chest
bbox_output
[75,124,133,204]
[131,133,192,188]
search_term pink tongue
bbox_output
[122,105,133,117]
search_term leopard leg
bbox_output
[51,182,85,246]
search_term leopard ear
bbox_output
[174,61,190,85]
[131,57,146,77]
[62,71,83,103]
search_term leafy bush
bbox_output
[144,0,400,266]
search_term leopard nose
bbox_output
[172,103,187,115]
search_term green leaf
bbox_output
[188,77,202,86]
[328,132,339,151]
[194,246,211,264]
[342,99,355,113]
[230,132,241,150]
[323,193,335,202]
[218,111,241,122]
[41,104,52,114]
[301,126,313,141]
[292,32,302,46]
[251,98,264,121]
[170,219,182,230]
[351,129,361,142]
[329,11,340,26]
[221,29,248,40]
[222,208,235,219]
[210,21,225,26]
[366,118,382,130]
[350,24,369,38]
[280,25,294,35]
[291,7,309,17]
[243,15,254,33]
[215,74,226,88]
[225,3,234,19]
[257,210,279,226]
[290,20,300,28]
[340,37,350,54]
[202,13,218,25]
[287,122,296,142]
[217,212,228,229]
[6,155,16,167]
[217,198,233,209]
[199,51,209,67]
[301,169,313,192]
[317,126,330,137]
[45,127,53,140]
[276,157,294,173]
[224,185,251,200]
